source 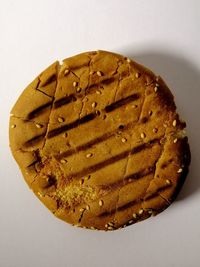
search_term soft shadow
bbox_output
[120,49,200,201]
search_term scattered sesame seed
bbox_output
[121,137,127,143]
[58,117,65,123]
[132,213,137,219]
[63,132,68,138]
[38,192,43,198]
[153,128,158,133]
[108,222,114,226]
[90,226,95,230]
[99,200,104,206]
[96,90,101,95]
[138,209,144,215]
[149,110,153,116]
[105,224,108,228]
[60,159,67,164]
[11,124,16,129]
[79,208,85,212]
[155,83,159,87]
[107,226,114,230]
[97,71,102,77]
[166,179,171,185]
[126,58,131,63]
[148,209,153,214]
[135,72,140,78]
[163,123,167,128]
[64,69,70,75]
[86,153,93,158]
[173,120,177,127]
[73,81,78,87]
[85,175,91,181]
[141,132,146,139]
[173,138,178,143]
[156,77,159,82]
[76,87,81,93]
[154,86,158,92]
[129,220,133,224]
[80,179,84,185]
[132,104,137,108]
[89,71,94,75]
[177,168,183,173]
[86,205,90,211]
[35,123,43,128]
[92,102,97,108]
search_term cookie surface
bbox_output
[9,50,190,230]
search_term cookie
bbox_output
[9,50,191,230]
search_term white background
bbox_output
[0,0,200,266]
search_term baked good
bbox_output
[9,50,191,230]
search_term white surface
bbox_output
[0,0,200,266]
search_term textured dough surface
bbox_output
[9,50,191,230]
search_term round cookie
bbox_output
[9,50,191,230]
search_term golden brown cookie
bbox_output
[9,50,191,230]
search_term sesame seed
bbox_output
[155,83,159,87]
[86,205,90,211]
[76,87,81,93]
[126,58,131,63]
[129,220,133,224]
[38,192,43,198]
[97,71,102,77]
[148,209,153,214]
[64,69,70,75]
[107,226,114,230]
[86,153,93,158]
[166,179,171,185]
[108,222,114,226]
[138,209,144,215]
[90,226,95,230]
[73,81,77,87]
[60,159,67,164]
[163,123,167,128]
[132,104,137,108]
[154,86,158,92]
[105,224,108,228]
[80,179,84,185]
[10,113,14,117]
[173,120,177,127]
[92,102,97,108]
[11,124,16,128]
[89,71,94,75]
[177,168,183,173]
[149,110,153,116]
[153,128,158,133]
[99,200,103,206]
[96,90,101,95]
[141,132,146,139]
[36,123,43,128]
[63,132,68,138]
[135,72,140,78]
[121,137,127,143]
[79,208,85,212]
[132,213,137,219]
[85,175,91,180]
[173,138,178,143]
[156,77,159,82]
[58,117,64,123]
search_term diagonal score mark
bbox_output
[61,137,161,181]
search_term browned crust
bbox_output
[9,50,191,231]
